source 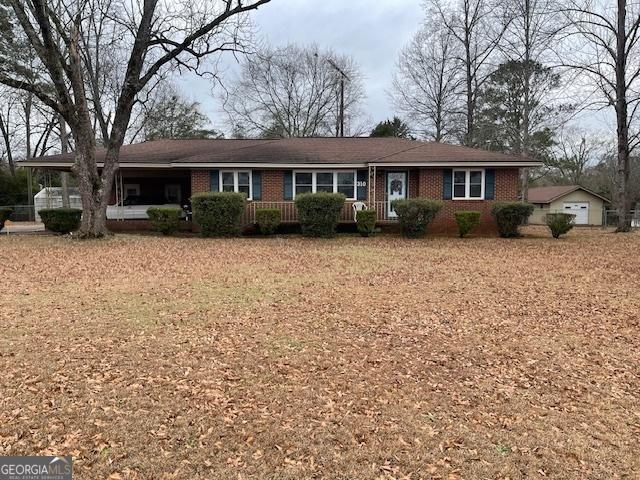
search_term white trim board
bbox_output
[19,161,543,169]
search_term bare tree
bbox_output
[0,87,19,175]
[499,0,560,200]
[0,0,271,237]
[0,86,57,175]
[222,44,365,138]
[559,0,640,231]
[392,24,462,141]
[139,84,220,140]
[431,0,509,146]
[547,129,603,184]
[581,150,640,212]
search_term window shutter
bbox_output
[357,169,368,200]
[283,170,293,200]
[485,169,495,200]
[443,169,452,200]
[210,170,220,192]
[252,170,262,200]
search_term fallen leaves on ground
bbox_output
[0,227,639,479]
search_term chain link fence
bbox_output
[0,205,36,222]
[603,210,640,229]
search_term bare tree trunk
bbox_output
[0,114,14,176]
[521,66,530,203]
[24,93,32,160]
[521,0,531,204]
[464,33,474,146]
[71,119,116,238]
[59,114,70,208]
[616,0,632,232]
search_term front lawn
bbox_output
[0,228,638,478]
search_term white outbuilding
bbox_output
[34,187,83,222]
[528,185,610,226]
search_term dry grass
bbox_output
[1,227,639,479]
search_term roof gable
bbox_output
[528,185,610,204]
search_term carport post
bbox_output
[26,167,34,221]
[368,165,376,209]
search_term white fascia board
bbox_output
[18,162,173,168]
[19,162,74,168]
[371,161,543,168]
[20,160,542,169]
[174,163,368,169]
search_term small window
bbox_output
[219,171,252,199]
[453,171,466,198]
[316,172,334,193]
[295,172,313,194]
[469,171,482,198]
[337,172,356,198]
[237,172,250,198]
[452,169,485,200]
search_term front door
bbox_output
[387,172,407,218]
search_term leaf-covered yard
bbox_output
[0,228,639,479]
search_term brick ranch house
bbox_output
[21,137,541,233]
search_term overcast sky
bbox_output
[176,0,425,136]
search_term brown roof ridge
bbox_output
[423,140,539,161]
[369,140,537,163]
[205,139,277,152]
[172,139,279,163]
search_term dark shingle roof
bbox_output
[20,137,541,167]
[528,185,610,203]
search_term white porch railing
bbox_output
[371,201,397,222]
[243,201,299,224]
[242,201,399,224]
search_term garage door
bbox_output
[563,202,589,224]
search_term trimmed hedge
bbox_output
[490,202,534,238]
[546,212,575,239]
[356,209,377,237]
[255,208,281,235]
[147,206,183,235]
[454,211,481,238]
[191,192,246,237]
[294,192,346,237]
[39,208,82,234]
[391,198,442,238]
[0,207,12,232]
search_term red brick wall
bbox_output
[191,170,210,195]
[375,172,386,202]
[186,167,520,234]
[262,170,284,201]
[408,169,419,198]
[418,168,520,234]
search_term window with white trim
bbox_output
[220,170,252,199]
[293,171,357,199]
[453,169,484,200]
